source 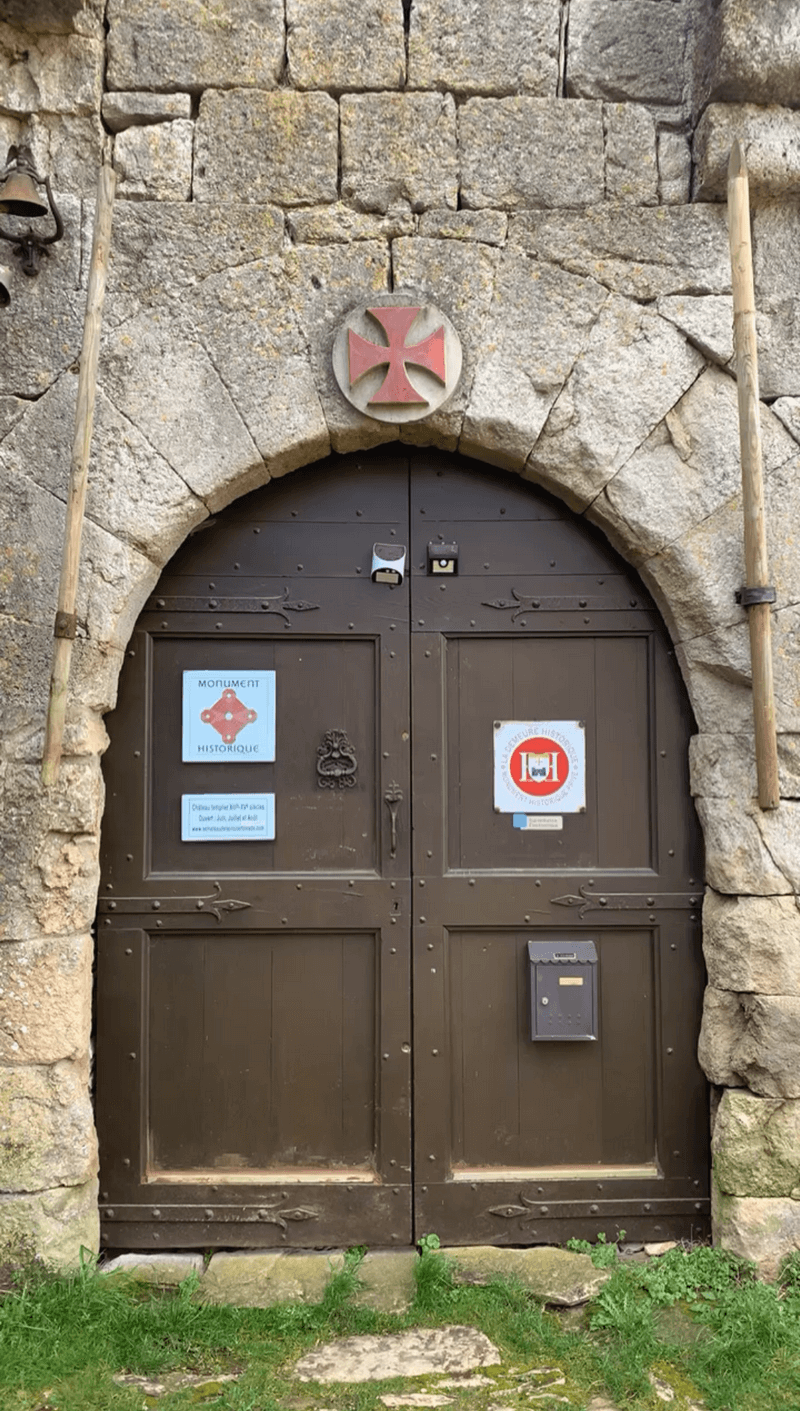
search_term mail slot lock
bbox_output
[371,543,407,585]
[427,541,459,575]
[528,939,598,1041]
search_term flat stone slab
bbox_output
[295,1326,501,1383]
[113,1371,239,1398]
[441,1246,610,1306]
[101,1252,203,1286]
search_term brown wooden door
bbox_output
[97,448,708,1251]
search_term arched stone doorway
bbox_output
[95,445,708,1251]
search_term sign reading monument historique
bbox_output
[493,721,586,815]
[182,671,276,761]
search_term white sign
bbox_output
[494,721,586,814]
[181,793,275,842]
[182,671,275,762]
[513,814,563,831]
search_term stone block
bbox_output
[201,1250,343,1306]
[18,112,104,198]
[102,1252,204,1284]
[102,92,192,133]
[656,294,734,368]
[713,1089,800,1199]
[114,120,193,202]
[288,206,416,245]
[441,1246,609,1305]
[701,889,800,997]
[0,1,93,36]
[0,935,92,1064]
[713,1188,800,1280]
[677,608,800,737]
[0,397,27,442]
[287,0,404,91]
[408,0,559,97]
[100,307,262,516]
[105,202,284,327]
[0,1179,98,1270]
[184,258,330,481]
[195,90,338,207]
[460,98,604,210]
[461,252,607,470]
[392,237,500,452]
[107,0,284,92]
[604,104,658,206]
[341,93,458,215]
[418,210,507,245]
[567,0,689,106]
[694,104,800,202]
[705,991,800,1098]
[0,197,83,399]
[355,1250,417,1313]
[296,1325,501,1382]
[695,1,800,112]
[752,202,800,399]
[509,204,730,302]
[696,794,799,899]
[0,1059,96,1192]
[286,240,393,456]
[658,131,691,205]
[698,986,745,1088]
[526,297,703,510]
[0,25,103,116]
[690,730,800,807]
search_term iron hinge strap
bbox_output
[551,886,700,920]
[98,881,250,921]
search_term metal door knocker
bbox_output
[317,729,358,788]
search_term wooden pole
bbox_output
[42,160,116,786]
[727,139,780,810]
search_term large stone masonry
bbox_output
[0,0,798,1272]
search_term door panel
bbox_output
[97,447,709,1251]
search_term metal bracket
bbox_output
[735,585,777,607]
[53,610,77,640]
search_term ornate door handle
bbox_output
[384,782,403,859]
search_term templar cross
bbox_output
[348,306,446,406]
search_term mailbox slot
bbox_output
[528,939,598,1041]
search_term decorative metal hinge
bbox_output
[146,587,320,626]
[317,729,358,788]
[98,880,251,921]
[551,884,700,921]
[100,1201,319,1229]
[482,586,647,618]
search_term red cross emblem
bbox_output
[201,689,257,744]
[348,306,446,406]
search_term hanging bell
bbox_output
[0,147,49,218]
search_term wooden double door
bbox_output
[97,447,709,1250]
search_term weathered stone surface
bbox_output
[713,1090,800,1199]
[694,104,800,202]
[354,1251,417,1314]
[184,258,330,480]
[442,1246,610,1306]
[677,608,800,737]
[107,0,284,92]
[526,298,704,510]
[392,237,500,451]
[418,210,507,245]
[701,888,800,996]
[0,1179,98,1269]
[408,0,558,97]
[102,1252,204,1283]
[604,104,658,206]
[295,1326,501,1383]
[460,99,605,210]
[698,987,745,1088]
[113,1371,240,1397]
[101,91,192,132]
[0,1060,96,1192]
[695,1,800,112]
[113,120,193,202]
[713,1188,800,1280]
[100,307,263,516]
[342,94,458,215]
[287,241,392,455]
[201,1251,341,1306]
[0,25,102,116]
[287,0,404,91]
[0,935,91,1064]
[594,368,795,569]
[567,0,690,107]
[656,294,734,368]
[696,795,798,898]
[658,131,691,205]
[509,204,730,301]
[0,397,27,443]
[0,201,83,398]
[104,202,284,326]
[0,1,94,35]
[9,111,104,197]
[691,731,800,807]
[289,205,416,245]
[461,253,607,469]
[752,202,800,400]
[195,90,338,207]
[701,990,800,1097]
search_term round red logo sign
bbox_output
[508,735,570,797]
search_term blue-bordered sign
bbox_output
[182,671,276,762]
[181,793,275,842]
[494,721,586,814]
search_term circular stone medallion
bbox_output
[332,294,463,424]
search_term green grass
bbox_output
[1,1242,800,1410]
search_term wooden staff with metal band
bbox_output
[727,139,780,810]
[42,158,116,786]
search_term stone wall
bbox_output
[0,0,798,1271]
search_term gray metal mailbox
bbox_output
[528,939,598,1041]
